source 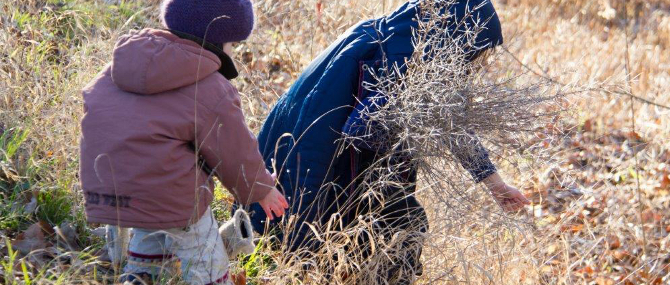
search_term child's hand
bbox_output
[259,187,289,220]
[483,173,530,212]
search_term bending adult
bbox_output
[240,0,529,281]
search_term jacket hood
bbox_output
[375,0,503,61]
[111,28,221,95]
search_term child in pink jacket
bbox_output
[79,0,288,284]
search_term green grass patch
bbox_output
[241,239,278,284]
[35,187,73,226]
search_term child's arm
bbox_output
[196,84,286,211]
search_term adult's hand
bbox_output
[482,173,530,212]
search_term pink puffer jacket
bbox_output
[80,28,273,229]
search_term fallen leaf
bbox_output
[24,197,37,214]
[576,265,594,275]
[0,161,19,182]
[560,223,584,233]
[316,1,322,17]
[641,209,661,224]
[595,276,614,285]
[650,276,664,285]
[37,220,54,236]
[658,171,670,190]
[607,235,621,249]
[583,118,594,132]
[269,57,281,73]
[54,222,80,251]
[625,131,642,141]
[231,269,247,285]
[540,265,553,274]
[611,249,629,261]
[11,221,52,255]
[223,196,235,204]
[241,50,254,64]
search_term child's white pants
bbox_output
[106,207,230,285]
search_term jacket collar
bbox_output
[167,29,239,80]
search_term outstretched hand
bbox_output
[483,173,530,212]
[258,173,289,220]
[259,187,289,220]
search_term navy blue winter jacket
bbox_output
[245,0,503,249]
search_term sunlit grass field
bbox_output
[1,0,669,284]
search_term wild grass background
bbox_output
[1,0,669,284]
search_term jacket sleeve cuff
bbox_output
[459,148,497,183]
[471,164,497,183]
[243,170,274,204]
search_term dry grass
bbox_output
[1,0,669,284]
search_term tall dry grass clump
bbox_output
[359,2,562,162]
[346,1,567,284]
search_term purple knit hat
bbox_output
[161,0,255,45]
